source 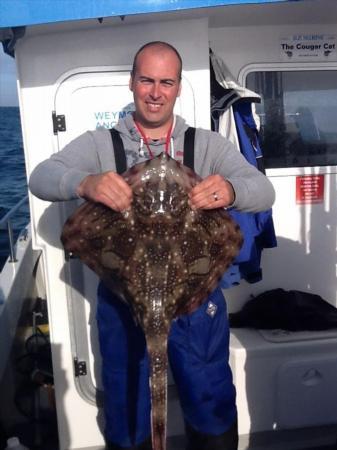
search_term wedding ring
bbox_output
[213,192,218,202]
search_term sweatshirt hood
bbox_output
[114,113,189,144]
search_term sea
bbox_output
[0,106,29,270]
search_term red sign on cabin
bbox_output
[296,175,324,204]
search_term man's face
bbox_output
[129,47,182,131]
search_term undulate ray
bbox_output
[61,153,243,450]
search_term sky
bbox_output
[0,49,19,106]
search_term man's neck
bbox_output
[134,116,174,140]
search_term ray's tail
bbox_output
[146,329,169,450]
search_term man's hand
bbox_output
[188,175,235,210]
[76,171,133,211]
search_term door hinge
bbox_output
[74,357,87,377]
[52,111,66,134]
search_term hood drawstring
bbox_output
[170,137,175,160]
[139,138,145,157]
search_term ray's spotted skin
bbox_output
[61,152,243,450]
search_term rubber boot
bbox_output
[185,419,238,450]
[106,436,152,450]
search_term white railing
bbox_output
[0,196,29,263]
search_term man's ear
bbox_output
[129,75,133,92]
[177,81,182,97]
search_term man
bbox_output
[29,42,275,450]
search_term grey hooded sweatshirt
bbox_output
[29,114,275,212]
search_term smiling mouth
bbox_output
[147,102,162,111]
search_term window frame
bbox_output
[239,63,337,177]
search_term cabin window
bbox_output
[246,70,337,168]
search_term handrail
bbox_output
[0,196,28,229]
[0,195,29,263]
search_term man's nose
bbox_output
[150,82,161,99]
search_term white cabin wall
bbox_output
[210,23,337,80]
[209,18,337,443]
[209,23,337,313]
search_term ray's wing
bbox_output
[174,207,243,316]
[61,201,137,285]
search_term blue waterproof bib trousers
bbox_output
[97,282,237,447]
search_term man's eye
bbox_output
[162,81,174,87]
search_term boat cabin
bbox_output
[1,0,337,449]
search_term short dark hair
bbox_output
[131,41,182,80]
